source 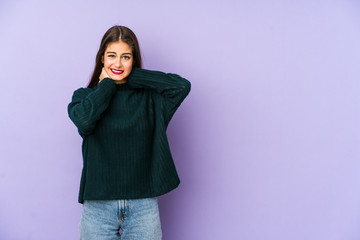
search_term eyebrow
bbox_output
[106,51,132,55]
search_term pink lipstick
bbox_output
[111,69,124,75]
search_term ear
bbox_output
[101,55,104,64]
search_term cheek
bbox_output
[124,61,133,71]
[103,65,112,76]
[103,60,114,72]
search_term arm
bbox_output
[67,78,116,136]
[128,67,191,124]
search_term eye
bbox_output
[122,56,131,60]
[107,54,116,58]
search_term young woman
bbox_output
[68,25,191,239]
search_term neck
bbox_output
[113,78,128,84]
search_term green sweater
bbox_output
[68,67,191,203]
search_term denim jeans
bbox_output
[79,198,162,240]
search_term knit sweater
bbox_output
[68,67,191,203]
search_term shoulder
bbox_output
[71,87,93,100]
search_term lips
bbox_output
[110,68,124,75]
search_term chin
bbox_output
[112,73,129,80]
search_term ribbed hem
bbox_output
[79,179,180,204]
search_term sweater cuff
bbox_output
[97,77,116,95]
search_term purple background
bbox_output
[1,0,360,239]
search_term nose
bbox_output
[115,57,122,67]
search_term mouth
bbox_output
[110,68,124,75]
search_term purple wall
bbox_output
[1,1,360,239]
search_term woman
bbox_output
[68,25,191,239]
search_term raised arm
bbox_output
[128,67,191,124]
[67,78,116,136]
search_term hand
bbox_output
[98,68,110,83]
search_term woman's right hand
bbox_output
[98,68,110,83]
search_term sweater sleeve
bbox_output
[128,67,191,124]
[67,78,116,136]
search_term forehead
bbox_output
[105,41,132,53]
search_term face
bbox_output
[102,41,133,83]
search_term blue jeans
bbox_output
[79,198,162,240]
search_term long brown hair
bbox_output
[87,25,142,88]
